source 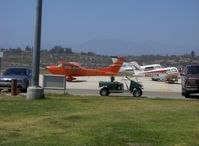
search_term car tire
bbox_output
[100,88,109,96]
[185,92,190,98]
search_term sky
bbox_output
[0,0,199,54]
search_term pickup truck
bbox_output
[181,64,199,98]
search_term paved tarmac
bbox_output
[66,76,181,92]
[43,76,188,99]
[65,89,183,99]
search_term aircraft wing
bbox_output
[58,61,81,67]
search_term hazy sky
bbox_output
[0,0,199,51]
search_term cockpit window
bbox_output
[171,68,177,72]
[73,66,80,70]
[64,65,72,69]
[58,64,62,67]
[144,66,154,71]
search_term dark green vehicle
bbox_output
[99,76,143,97]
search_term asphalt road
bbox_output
[44,88,199,100]
[66,89,183,99]
[42,76,199,100]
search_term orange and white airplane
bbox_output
[46,57,125,81]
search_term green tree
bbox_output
[190,51,195,58]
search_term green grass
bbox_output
[0,94,199,146]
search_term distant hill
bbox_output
[1,39,198,56]
[70,39,199,56]
[1,47,199,70]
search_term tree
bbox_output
[16,47,22,53]
[50,46,73,54]
[25,46,32,52]
[190,51,196,58]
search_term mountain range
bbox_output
[1,39,198,56]
[70,39,198,56]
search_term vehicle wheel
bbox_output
[100,88,109,96]
[132,88,142,97]
[185,92,190,98]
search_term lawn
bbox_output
[0,94,199,146]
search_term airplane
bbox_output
[112,58,164,76]
[112,57,135,73]
[131,61,180,83]
[151,67,179,83]
[46,57,125,81]
[132,62,166,76]
[131,62,179,78]
[113,59,179,83]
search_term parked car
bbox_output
[181,64,199,98]
[0,67,32,92]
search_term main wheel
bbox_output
[132,88,142,97]
[100,88,109,96]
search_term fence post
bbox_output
[11,79,17,96]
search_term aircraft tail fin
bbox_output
[129,61,145,76]
[100,57,125,74]
[111,56,119,63]
[130,61,142,71]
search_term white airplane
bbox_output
[131,62,164,76]
[132,62,179,79]
[113,58,164,76]
[151,67,179,83]
[112,58,179,83]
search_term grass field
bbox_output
[0,94,199,146]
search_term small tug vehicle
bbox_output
[99,76,143,97]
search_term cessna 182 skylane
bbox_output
[46,57,125,81]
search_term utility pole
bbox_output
[27,0,44,99]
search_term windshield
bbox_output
[3,68,29,76]
[57,63,62,67]
[187,66,199,74]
